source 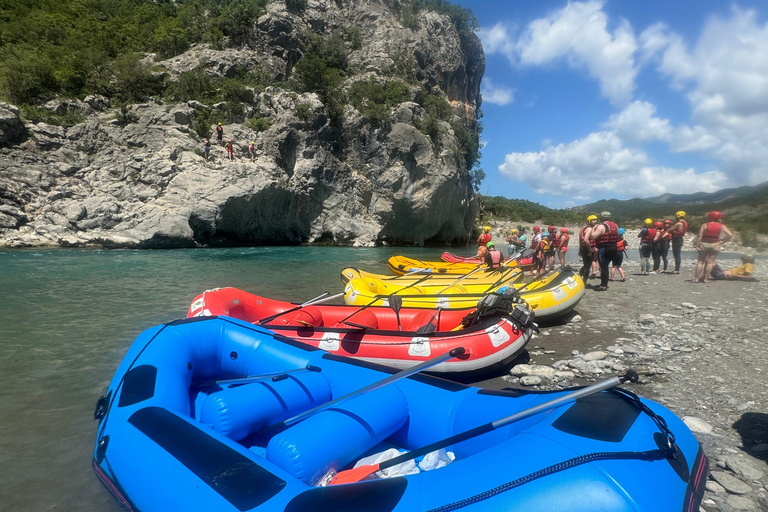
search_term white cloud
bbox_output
[482,1,638,107]
[481,78,515,105]
[499,130,727,197]
[603,101,672,144]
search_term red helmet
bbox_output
[533,226,541,232]
[560,227,568,233]
[653,221,664,228]
[663,219,673,224]
[708,211,722,220]
[548,225,555,231]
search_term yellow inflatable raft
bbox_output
[387,255,535,276]
[341,268,585,320]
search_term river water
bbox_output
[0,245,750,510]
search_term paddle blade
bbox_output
[389,295,403,313]
[329,464,380,485]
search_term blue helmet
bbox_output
[618,228,625,235]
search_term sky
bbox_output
[453,0,768,208]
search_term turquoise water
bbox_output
[0,246,462,510]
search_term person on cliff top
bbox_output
[203,139,211,162]
[666,211,688,274]
[226,140,234,161]
[216,123,224,145]
[610,228,627,282]
[557,227,570,269]
[711,254,757,282]
[477,225,492,248]
[578,215,597,281]
[589,211,620,291]
[248,141,255,163]
[638,218,659,275]
[484,242,504,270]
[694,211,733,283]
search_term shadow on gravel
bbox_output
[537,309,581,328]
[733,412,768,463]
[458,350,531,385]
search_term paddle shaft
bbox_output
[366,370,636,474]
[257,292,345,324]
[340,274,434,325]
[281,347,466,428]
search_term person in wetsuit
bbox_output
[666,211,688,274]
[590,211,619,291]
[638,218,659,275]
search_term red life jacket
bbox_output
[579,226,590,247]
[550,234,561,249]
[617,238,625,251]
[642,228,657,243]
[560,233,569,248]
[598,221,618,247]
[672,220,688,239]
[531,234,540,251]
[487,250,502,269]
[478,233,491,246]
[701,222,722,243]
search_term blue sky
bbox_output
[454,0,768,208]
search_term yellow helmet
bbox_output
[510,228,518,235]
[644,218,653,227]
[587,215,598,223]
[676,210,686,219]
[483,226,491,233]
[218,122,222,126]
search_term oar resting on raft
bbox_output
[256,292,345,325]
[259,347,466,432]
[197,365,322,388]
[329,368,640,485]
[340,274,434,330]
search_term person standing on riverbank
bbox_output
[590,211,619,291]
[667,211,688,274]
[226,140,234,161]
[557,227,570,268]
[477,226,492,248]
[638,218,659,275]
[659,219,673,273]
[694,211,733,283]
[611,227,627,282]
[579,216,597,281]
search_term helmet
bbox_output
[663,219,673,225]
[618,228,625,235]
[510,228,518,235]
[541,233,549,239]
[560,227,568,233]
[587,215,598,223]
[486,242,495,249]
[218,122,222,126]
[533,226,541,232]
[484,226,491,233]
[653,221,663,228]
[251,141,255,144]
[644,218,653,227]
[548,225,555,231]
[600,211,611,219]
[676,210,686,219]
[708,211,722,220]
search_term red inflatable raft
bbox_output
[188,287,535,375]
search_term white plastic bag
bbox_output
[353,448,420,479]
[418,449,455,471]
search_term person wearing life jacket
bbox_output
[651,221,665,273]
[578,215,597,281]
[535,234,551,276]
[477,225,492,248]
[637,218,659,275]
[557,227,570,268]
[666,211,688,273]
[694,211,733,283]
[216,122,224,145]
[657,219,673,273]
[611,227,627,282]
[226,139,234,161]
[506,228,521,257]
[589,211,619,291]
[545,225,558,271]
[529,226,542,275]
[248,141,256,163]
[484,242,504,270]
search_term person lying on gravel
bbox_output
[711,255,757,282]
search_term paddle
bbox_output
[257,292,345,325]
[330,368,640,485]
[390,294,403,330]
[435,265,487,294]
[199,365,322,387]
[266,347,466,431]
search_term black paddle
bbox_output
[330,369,639,485]
[389,295,403,330]
[257,292,345,325]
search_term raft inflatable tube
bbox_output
[93,316,707,512]
[387,255,535,276]
[341,268,585,320]
[187,287,535,375]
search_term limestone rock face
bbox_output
[0,0,483,248]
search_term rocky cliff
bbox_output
[0,0,484,248]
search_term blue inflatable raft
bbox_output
[93,316,707,511]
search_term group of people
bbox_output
[577,212,626,291]
[636,212,689,275]
[476,224,574,276]
[202,123,256,163]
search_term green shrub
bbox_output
[295,102,313,122]
[341,25,362,50]
[192,109,217,138]
[245,115,271,132]
[19,104,85,127]
[113,53,161,102]
[286,0,308,14]
[349,79,410,130]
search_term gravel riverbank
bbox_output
[475,255,768,511]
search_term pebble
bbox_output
[705,480,725,494]
[710,471,753,495]
[726,495,757,510]
[570,314,582,323]
[682,416,713,434]
[510,364,555,380]
[520,375,542,386]
[681,302,698,309]
[638,314,657,325]
[582,351,608,361]
[724,455,766,480]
